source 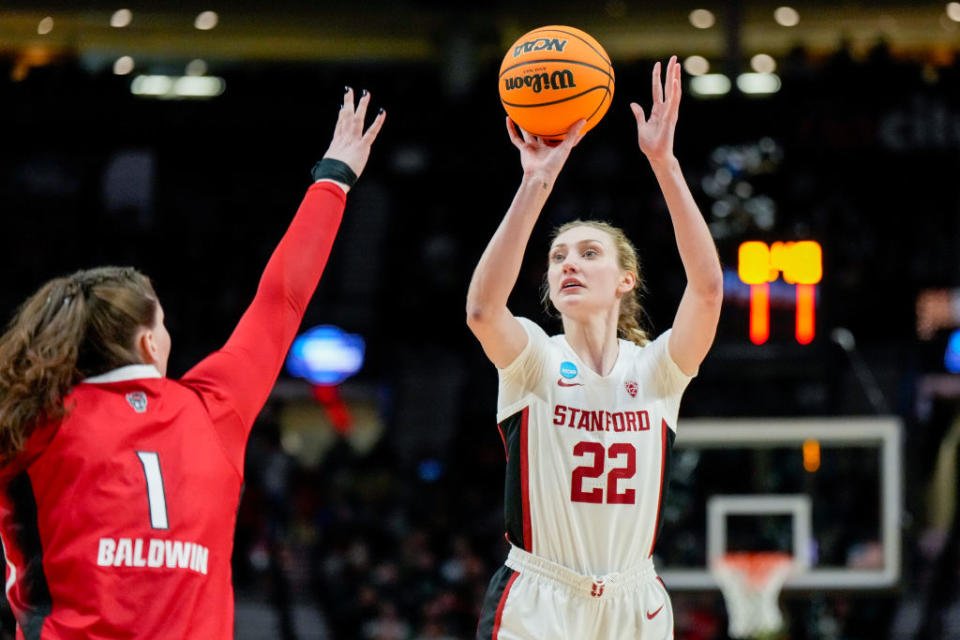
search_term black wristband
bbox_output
[311,158,358,188]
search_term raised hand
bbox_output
[630,56,681,164]
[323,87,386,178]
[506,117,586,183]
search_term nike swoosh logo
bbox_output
[646,605,664,620]
[557,379,583,387]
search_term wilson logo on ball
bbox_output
[513,37,568,58]
[503,69,576,94]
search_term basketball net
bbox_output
[711,552,795,639]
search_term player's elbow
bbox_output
[467,299,508,335]
[704,282,724,310]
[466,303,490,330]
[692,271,724,309]
[705,272,724,303]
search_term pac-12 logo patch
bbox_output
[560,361,578,379]
[625,381,638,398]
[126,392,148,413]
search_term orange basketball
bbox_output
[499,25,614,141]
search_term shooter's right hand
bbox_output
[506,117,585,186]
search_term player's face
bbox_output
[547,226,634,321]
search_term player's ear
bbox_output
[617,270,636,295]
[135,327,159,366]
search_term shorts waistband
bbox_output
[505,546,656,598]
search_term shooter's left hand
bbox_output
[630,56,681,165]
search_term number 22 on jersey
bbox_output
[570,442,637,505]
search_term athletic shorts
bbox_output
[477,546,674,640]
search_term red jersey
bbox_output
[0,181,347,639]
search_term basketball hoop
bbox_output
[711,552,795,639]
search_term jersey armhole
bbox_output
[497,396,533,424]
[496,318,552,419]
[496,318,542,380]
[654,329,697,390]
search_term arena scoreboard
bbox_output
[737,241,822,345]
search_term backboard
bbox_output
[656,417,902,591]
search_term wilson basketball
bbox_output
[499,25,614,141]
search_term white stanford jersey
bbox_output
[496,318,694,576]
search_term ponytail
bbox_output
[616,284,651,347]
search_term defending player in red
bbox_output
[0,87,384,639]
[467,57,722,638]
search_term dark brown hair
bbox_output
[542,220,651,346]
[0,267,157,459]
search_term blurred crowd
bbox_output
[233,412,505,639]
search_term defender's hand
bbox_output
[323,87,386,178]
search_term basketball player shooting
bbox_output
[467,56,722,639]
[0,88,383,638]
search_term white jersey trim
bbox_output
[84,365,162,384]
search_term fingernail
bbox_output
[362,89,368,97]
[378,107,384,114]
[344,86,351,93]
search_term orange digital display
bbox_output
[803,438,821,472]
[737,241,822,345]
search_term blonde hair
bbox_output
[0,267,157,459]
[542,220,651,346]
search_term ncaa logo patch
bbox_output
[126,391,148,413]
[512,37,568,58]
[560,361,579,379]
[625,381,638,398]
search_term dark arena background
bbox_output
[3,1,960,638]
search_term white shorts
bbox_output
[477,546,674,640]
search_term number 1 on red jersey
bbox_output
[136,451,169,529]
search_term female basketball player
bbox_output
[0,88,384,638]
[467,57,722,638]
